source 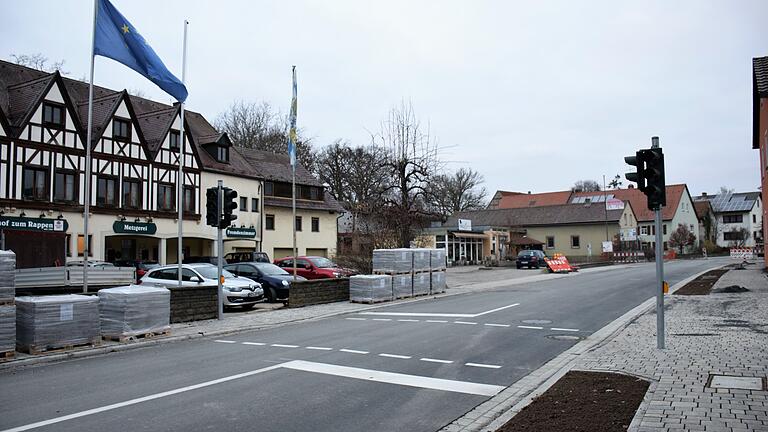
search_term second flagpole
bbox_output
[177,20,188,287]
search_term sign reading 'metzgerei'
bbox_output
[113,221,158,235]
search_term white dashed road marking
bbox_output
[271,344,299,348]
[551,327,580,332]
[345,317,367,321]
[420,358,453,364]
[425,320,449,323]
[379,353,412,359]
[372,318,392,321]
[465,362,502,369]
[241,342,265,346]
[214,340,236,344]
[484,323,510,328]
[339,349,369,355]
[358,302,520,318]
[517,325,544,330]
[454,321,477,325]
[305,346,333,351]
[397,319,420,322]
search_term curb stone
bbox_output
[0,263,641,370]
[439,264,728,432]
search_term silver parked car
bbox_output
[140,263,264,309]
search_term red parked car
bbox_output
[273,256,357,280]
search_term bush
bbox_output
[334,254,372,274]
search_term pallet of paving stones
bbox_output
[430,249,447,271]
[0,250,16,304]
[411,249,431,273]
[0,350,14,361]
[372,249,413,274]
[0,305,14,357]
[349,275,393,304]
[17,337,102,355]
[412,272,431,296]
[98,285,170,342]
[392,274,413,299]
[102,329,171,343]
[430,270,447,294]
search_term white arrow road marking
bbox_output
[282,360,504,396]
[358,303,519,318]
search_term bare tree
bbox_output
[669,223,697,254]
[607,174,623,189]
[214,100,315,170]
[373,101,441,247]
[428,167,487,220]
[572,179,601,192]
[725,227,749,248]
[719,186,735,195]
[11,53,68,74]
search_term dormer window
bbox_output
[42,102,65,128]
[169,130,180,151]
[112,118,131,142]
[216,145,229,163]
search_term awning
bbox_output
[451,232,488,239]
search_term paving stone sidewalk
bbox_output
[576,263,768,432]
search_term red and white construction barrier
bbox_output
[544,256,574,273]
[612,251,645,263]
[730,248,754,260]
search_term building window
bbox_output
[754,214,757,223]
[640,226,649,235]
[169,130,180,151]
[122,179,142,209]
[723,214,743,224]
[251,198,259,212]
[157,184,175,211]
[42,102,65,128]
[295,216,303,232]
[96,176,118,207]
[54,170,77,203]
[264,182,274,196]
[723,232,743,241]
[546,236,555,249]
[183,186,195,214]
[663,224,667,235]
[112,118,131,142]
[22,166,49,201]
[216,145,229,163]
[651,225,656,235]
[310,187,320,200]
[77,234,93,257]
[240,197,247,212]
[663,241,668,251]
[311,217,320,232]
[265,214,275,230]
[571,235,580,248]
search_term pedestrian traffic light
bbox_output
[624,151,646,192]
[220,187,238,228]
[644,148,665,210]
[205,187,219,227]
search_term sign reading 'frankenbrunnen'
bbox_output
[0,216,68,232]
[112,221,158,235]
[226,227,257,238]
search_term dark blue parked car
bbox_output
[225,262,306,303]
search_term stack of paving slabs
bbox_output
[430,249,447,271]
[412,272,431,296]
[16,294,101,354]
[349,275,393,304]
[0,251,16,357]
[411,249,431,273]
[372,249,413,274]
[392,274,413,299]
[430,270,446,294]
[98,285,170,341]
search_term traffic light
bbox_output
[220,187,238,228]
[205,187,219,227]
[624,147,666,210]
[644,148,665,209]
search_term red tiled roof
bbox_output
[497,190,573,208]
[693,201,712,221]
[572,184,688,222]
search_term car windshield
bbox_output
[195,266,235,279]
[519,251,535,257]
[311,257,336,268]
[139,262,160,270]
[253,263,289,275]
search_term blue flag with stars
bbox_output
[93,0,188,102]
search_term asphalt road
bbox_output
[0,257,729,432]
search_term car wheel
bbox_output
[265,287,276,303]
[516,264,521,269]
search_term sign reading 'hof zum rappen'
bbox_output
[0,216,68,232]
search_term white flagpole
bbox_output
[83,0,98,294]
[177,20,188,287]
[291,66,297,281]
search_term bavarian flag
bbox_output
[93,0,188,102]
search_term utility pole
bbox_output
[216,180,224,321]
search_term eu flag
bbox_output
[93,0,188,102]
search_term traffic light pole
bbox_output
[216,180,224,321]
[654,207,665,349]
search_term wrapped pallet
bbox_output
[430,249,447,271]
[372,249,412,274]
[0,250,15,302]
[430,271,446,294]
[16,295,100,353]
[350,275,392,303]
[411,249,431,272]
[392,274,412,299]
[0,305,15,354]
[99,285,170,340]
[412,272,430,296]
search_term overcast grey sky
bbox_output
[3,1,766,198]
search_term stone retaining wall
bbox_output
[289,278,349,308]
[168,286,217,323]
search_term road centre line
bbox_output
[379,353,412,359]
[454,321,477,325]
[484,323,510,328]
[345,317,367,321]
[271,344,299,348]
[305,346,333,351]
[282,360,504,397]
[371,318,392,321]
[551,327,580,332]
[465,363,502,369]
[517,325,544,330]
[397,319,420,322]
[358,303,520,318]
[214,340,236,344]
[420,358,453,364]
[339,349,369,354]
[241,342,266,346]
[425,320,449,323]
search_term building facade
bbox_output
[694,192,762,248]
[753,56,768,264]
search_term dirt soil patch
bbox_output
[496,371,649,432]
[673,269,729,295]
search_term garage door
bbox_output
[306,248,327,257]
[273,248,294,259]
